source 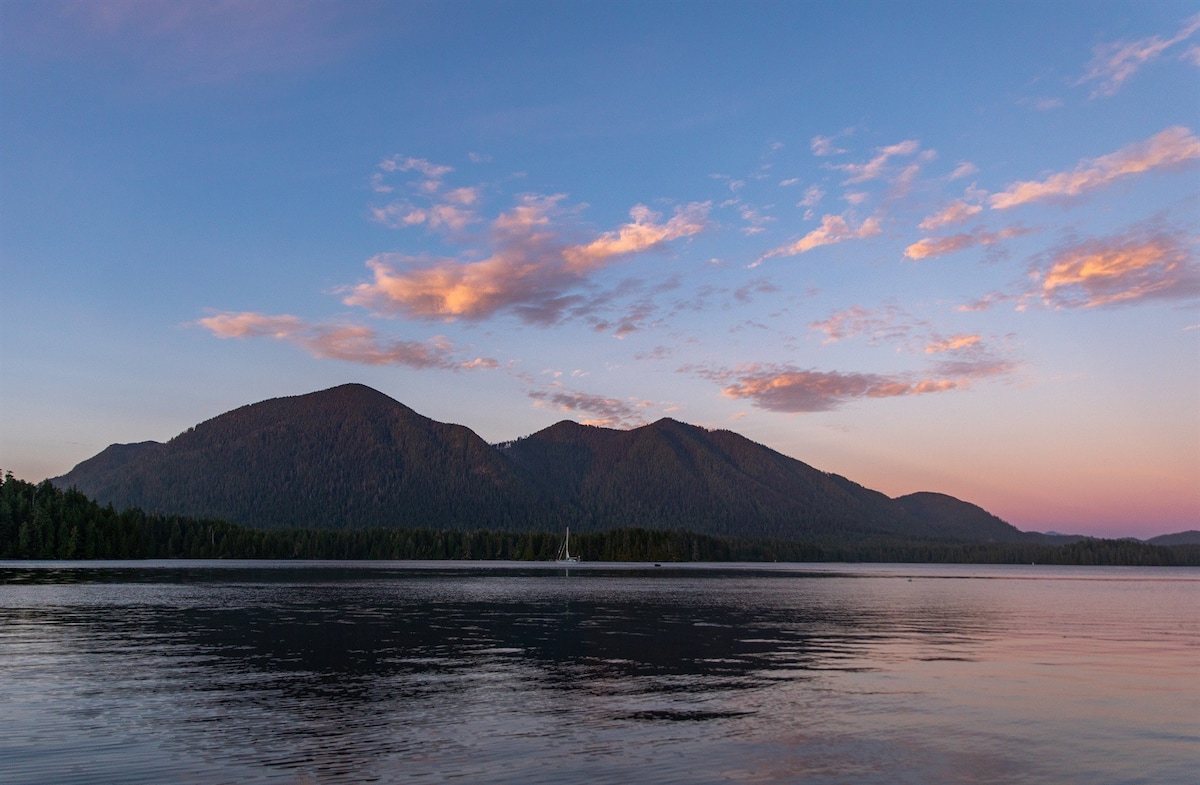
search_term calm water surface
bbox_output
[0,561,1196,784]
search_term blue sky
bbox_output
[2,1,1198,537]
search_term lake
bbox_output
[0,561,1196,784]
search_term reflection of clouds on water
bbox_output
[0,563,1196,784]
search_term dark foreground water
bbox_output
[0,561,1196,785]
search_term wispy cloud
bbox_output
[379,155,454,179]
[808,304,919,345]
[347,198,709,324]
[811,135,846,156]
[797,185,825,209]
[1034,227,1199,309]
[370,156,481,232]
[756,213,881,264]
[833,140,921,184]
[925,334,982,354]
[733,277,782,303]
[989,126,1200,209]
[956,292,1015,313]
[371,202,478,232]
[196,312,497,369]
[689,364,950,413]
[562,203,709,273]
[737,205,775,235]
[918,200,983,231]
[905,225,1032,260]
[1078,14,1200,97]
[948,162,979,180]
[527,386,654,428]
[689,351,1013,413]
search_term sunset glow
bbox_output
[1,1,1197,538]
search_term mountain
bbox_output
[55,383,1032,542]
[54,384,538,530]
[501,418,974,541]
[894,492,1037,543]
[1147,530,1200,546]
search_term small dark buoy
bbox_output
[654,563,662,567]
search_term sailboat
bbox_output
[555,527,580,564]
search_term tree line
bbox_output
[3,472,1197,565]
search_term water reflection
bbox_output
[2,562,1196,785]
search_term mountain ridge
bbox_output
[55,383,1039,543]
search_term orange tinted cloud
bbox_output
[904,225,1031,260]
[1078,14,1200,97]
[989,126,1200,209]
[563,203,708,273]
[758,213,881,263]
[1036,229,1199,308]
[711,365,958,413]
[918,200,982,231]
[925,334,982,354]
[197,311,496,369]
[347,199,709,324]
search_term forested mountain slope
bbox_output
[57,384,1033,542]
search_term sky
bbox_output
[1,1,1198,538]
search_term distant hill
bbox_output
[1148,530,1200,546]
[894,492,1038,543]
[56,383,1034,542]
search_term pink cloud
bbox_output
[527,387,652,429]
[807,304,917,345]
[918,200,983,231]
[797,185,825,210]
[989,126,1200,209]
[811,135,846,156]
[563,203,708,273]
[444,187,479,206]
[1035,229,1200,309]
[956,292,1014,312]
[904,225,1032,260]
[702,365,957,413]
[834,140,921,184]
[758,213,881,263]
[347,198,709,325]
[197,311,497,370]
[925,334,982,354]
[1078,14,1200,97]
[691,355,1012,413]
[948,162,979,180]
[369,158,481,233]
[379,155,454,179]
